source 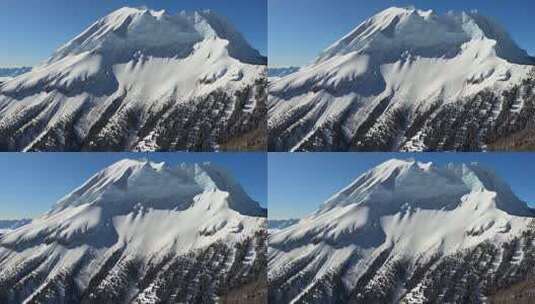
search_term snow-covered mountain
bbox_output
[268,7,535,151]
[0,7,267,152]
[0,159,267,303]
[269,159,535,303]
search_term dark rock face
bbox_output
[0,231,267,304]
[0,78,266,152]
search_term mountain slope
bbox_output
[268,7,535,152]
[0,7,266,152]
[269,159,535,303]
[0,159,267,303]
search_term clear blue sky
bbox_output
[0,153,266,220]
[269,153,535,220]
[0,0,267,67]
[269,0,535,67]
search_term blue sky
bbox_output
[269,0,535,67]
[0,153,266,220]
[269,153,535,220]
[0,0,267,67]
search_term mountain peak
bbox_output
[315,6,533,65]
[107,6,161,16]
[375,6,434,18]
[320,159,530,216]
[51,158,265,217]
[48,6,265,65]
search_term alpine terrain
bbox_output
[0,7,267,152]
[268,7,535,151]
[269,159,535,303]
[0,159,267,303]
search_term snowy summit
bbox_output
[47,7,265,65]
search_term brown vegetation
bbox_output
[490,280,535,304]
[220,278,267,304]
[219,127,267,151]
[487,127,535,151]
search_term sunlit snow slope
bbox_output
[0,7,267,152]
[0,159,267,303]
[268,7,535,152]
[269,159,535,303]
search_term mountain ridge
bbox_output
[47,7,266,66]
[49,158,266,217]
[316,7,533,65]
[319,158,531,215]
